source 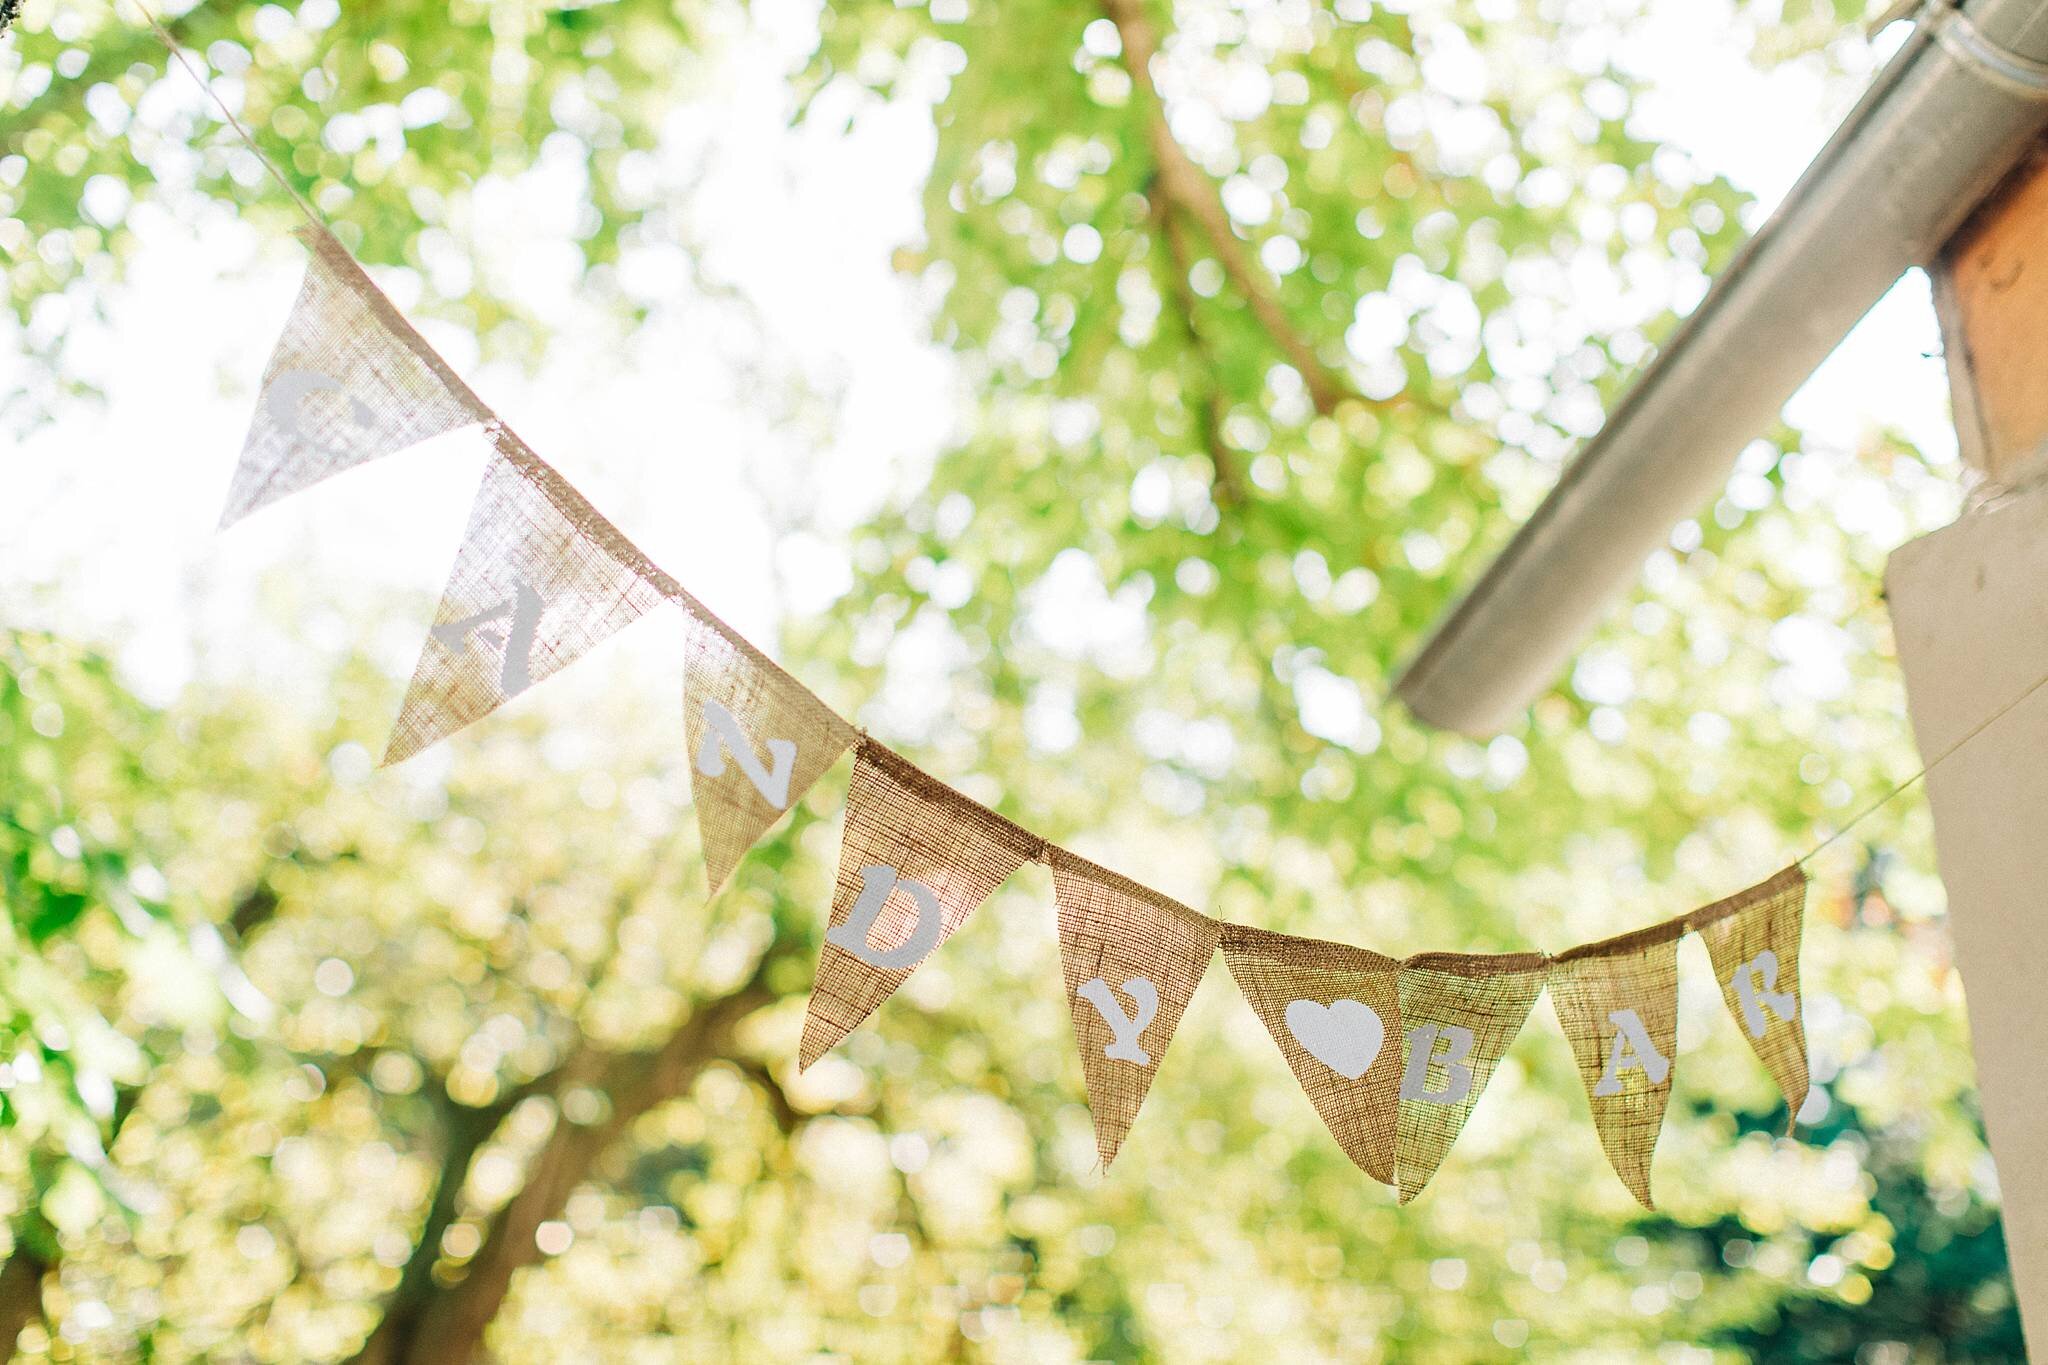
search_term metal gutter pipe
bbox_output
[1393,0,2048,736]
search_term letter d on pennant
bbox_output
[799,743,1034,1070]
[824,864,944,971]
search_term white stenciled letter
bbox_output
[825,864,942,971]
[695,698,797,809]
[267,369,375,454]
[1731,948,1797,1039]
[1592,1008,1672,1097]
[430,580,546,695]
[1399,1023,1476,1105]
[1077,976,1159,1066]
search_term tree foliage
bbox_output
[0,0,2021,1359]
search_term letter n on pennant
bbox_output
[1220,924,1402,1185]
[1394,951,1547,1203]
[1049,849,1220,1167]
[1548,921,1683,1209]
[799,743,1038,1069]
[683,619,856,896]
[222,224,482,528]
[1691,865,1811,1128]
[384,433,666,764]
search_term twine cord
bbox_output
[1796,669,2048,867]
[133,0,2048,946]
[129,0,326,230]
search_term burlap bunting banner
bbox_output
[799,742,1041,1069]
[218,218,1856,1203]
[1222,923,1403,1184]
[222,224,484,528]
[1549,922,1683,1208]
[1396,951,1547,1203]
[383,432,669,765]
[683,617,857,895]
[1049,850,1220,1167]
[1691,865,1811,1126]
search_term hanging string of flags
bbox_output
[213,217,1830,1208]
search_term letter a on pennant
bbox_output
[1394,951,1547,1203]
[1049,849,1221,1167]
[384,435,667,764]
[799,744,1037,1069]
[1692,866,1812,1127]
[1548,922,1683,1208]
[1220,924,1402,1185]
[222,224,482,528]
[682,619,855,895]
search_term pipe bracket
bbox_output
[1935,4,2048,101]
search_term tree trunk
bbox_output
[0,1242,47,1363]
[354,975,776,1365]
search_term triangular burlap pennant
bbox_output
[1395,951,1547,1203]
[1221,923,1402,1184]
[799,742,1040,1069]
[1548,922,1683,1209]
[683,618,857,896]
[1691,866,1811,1127]
[384,433,668,764]
[222,224,483,527]
[1049,849,1221,1167]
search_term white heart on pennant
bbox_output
[1283,998,1385,1081]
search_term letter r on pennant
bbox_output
[825,864,943,971]
[1731,949,1797,1040]
[695,698,797,809]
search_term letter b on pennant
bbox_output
[1399,1024,1476,1105]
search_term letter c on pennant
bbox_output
[267,368,375,455]
[824,864,943,971]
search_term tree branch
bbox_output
[0,1230,47,1363]
[343,1082,530,1365]
[1154,186,1245,507]
[358,962,782,1365]
[1103,0,1358,416]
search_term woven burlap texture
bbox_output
[1050,849,1220,1168]
[683,614,857,895]
[1396,951,1547,1203]
[384,432,668,764]
[1549,920,1683,1209]
[223,224,483,528]
[1691,866,1811,1127]
[1221,923,1403,1185]
[234,224,1836,1200]
[799,742,1041,1069]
